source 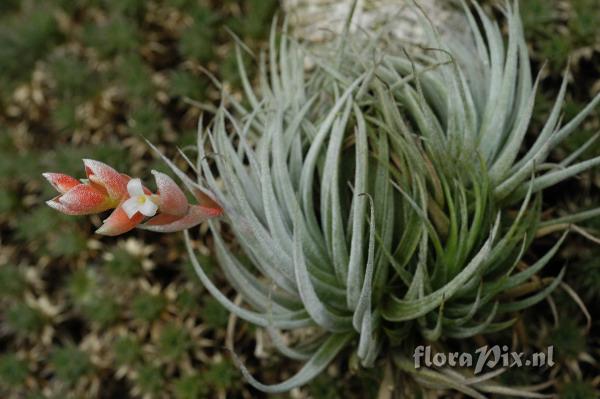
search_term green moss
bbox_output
[55,0,104,14]
[83,15,139,58]
[236,0,278,40]
[178,8,219,62]
[49,55,103,101]
[498,367,541,386]
[67,269,120,326]
[104,247,142,278]
[307,374,344,399]
[131,292,166,322]
[0,188,17,214]
[175,289,198,313]
[0,8,61,83]
[0,354,28,388]
[6,303,44,334]
[51,101,82,134]
[182,254,216,281]
[559,101,600,160]
[570,251,600,303]
[173,373,208,399]
[169,69,207,101]
[50,344,92,385]
[0,0,20,13]
[43,147,90,178]
[521,0,600,73]
[547,318,586,359]
[135,364,164,396]
[88,145,132,175]
[114,335,142,366]
[158,325,191,360]
[128,101,163,141]
[201,297,229,329]
[116,53,155,100]
[537,34,572,72]
[520,0,556,36]
[110,0,147,20]
[165,0,197,9]
[569,0,600,46]
[47,229,88,258]
[83,296,120,326]
[0,264,26,298]
[1,151,44,182]
[68,269,97,303]
[308,369,380,399]
[16,207,67,242]
[204,360,237,391]
[560,381,598,399]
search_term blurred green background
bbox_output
[0,0,598,398]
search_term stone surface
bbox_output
[281,0,473,45]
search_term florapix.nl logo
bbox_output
[413,345,555,374]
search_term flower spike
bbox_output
[44,159,223,236]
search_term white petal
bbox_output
[121,197,140,219]
[138,197,158,217]
[127,178,145,197]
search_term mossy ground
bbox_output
[0,0,598,398]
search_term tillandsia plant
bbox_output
[43,0,600,397]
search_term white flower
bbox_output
[121,178,158,219]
